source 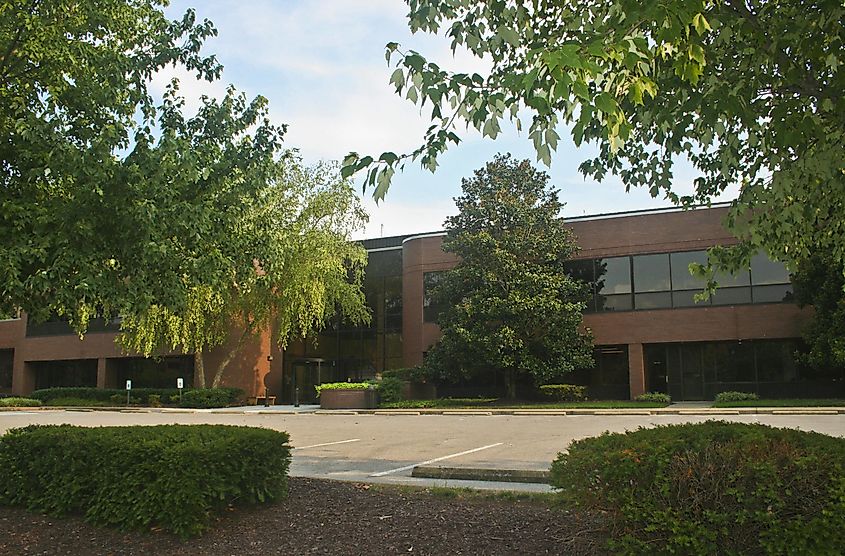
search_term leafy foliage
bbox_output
[634,392,672,404]
[423,155,593,397]
[550,422,845,554]
[0,424,291,537]
[714,390,759,402]
[792,254,845,368]
[0,1,369,385]
[376,376,404,404]
[178,388,243,409]
[0,397,41,407]
[539,384,587,402]
[314,382,373,397]
[345,0,845,280]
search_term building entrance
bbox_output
[284,358,329,405]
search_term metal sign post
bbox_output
[125,380,132,406]
[177,377,184,402]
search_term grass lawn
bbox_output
[379,398,668,409]
[713,398,845,407]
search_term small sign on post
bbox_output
[125,380,132,406]
[177,377,184,401]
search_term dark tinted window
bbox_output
[596,257,631,294]
[670,251,708,290]
[711,286,752,305]
[635,292,672,309]
[423,271,446,322]
[633,254,670,292]
[750,253,790,285]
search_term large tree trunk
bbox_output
[194,349,206,388]
[210,328,251,388]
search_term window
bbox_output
[633,254,671,309]
[423,271,447,322]
[595,257,632,311]
[750,253,792,303]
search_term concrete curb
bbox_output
[412,465,551,485]
[3,406,844,416]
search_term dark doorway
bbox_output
[284,358,330,405]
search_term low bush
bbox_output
[715,390,760,402]
[45,397,110,407]
[550,421,845,554]
[539,384,587,402]
[0,397,42,407]
[147,394,162,408]
[178,388,243,409]
[634,392,671,404]
[0,424,290,537]
[376,376,404,404]
[31,387,183,405]
[314,382,372,397]
[382,366,427,382]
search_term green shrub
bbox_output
[314,382,372,397]
[635,392,671,404]
[178,388,243,409]
[539,384,587,402]
[550,422,845,554]
[31,387,184,405]
[147,394,162,408]
[715,390,760,402]
[382,366,427,382]
[0,397,42,407]
[376,376,404,404]
[45,397,111,407]
[0,424,290,537]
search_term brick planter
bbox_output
[319,388,378,409]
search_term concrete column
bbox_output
[96,358,108,388]
[628,343,646,399]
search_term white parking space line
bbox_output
[370,443,504,477]
[293,438,361,450]
[1,412,37,416]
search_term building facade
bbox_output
[2,205,842,401]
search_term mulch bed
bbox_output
[0,478,609,555]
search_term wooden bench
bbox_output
[247,396,277,406]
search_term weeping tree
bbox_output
[424,154,593,399]
[0,1,369,386]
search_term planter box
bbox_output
[319,389,378,409]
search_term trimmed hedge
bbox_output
[376,376,404,404]
[31,387,182,404]
[539,384,587,402]
[0,424,290,537]
[550,422,845,554]
[715,390,759,402]
[30,387,243,408]
[179,388,243,408]
[0,397,42,407]
[314,382,372,397]
[634,391,671,403]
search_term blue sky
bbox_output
[160,0,736,239]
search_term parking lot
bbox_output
[2,410,844,490]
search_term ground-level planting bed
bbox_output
[0,477,607,555]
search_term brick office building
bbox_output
[2,205,842,401]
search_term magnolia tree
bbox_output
[343,0,844,284]
[424,155,593,398]
[0,1,369,386]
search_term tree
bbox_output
[424,154,593,399]
[792,254,845,369]
[343,0,844,282]
[0,1,369,385]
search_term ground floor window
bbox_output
[31,359,97,390]
[111,356,193,389]
[645,340,845,400]
[0,349,13,391]
[567,345,630,400]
